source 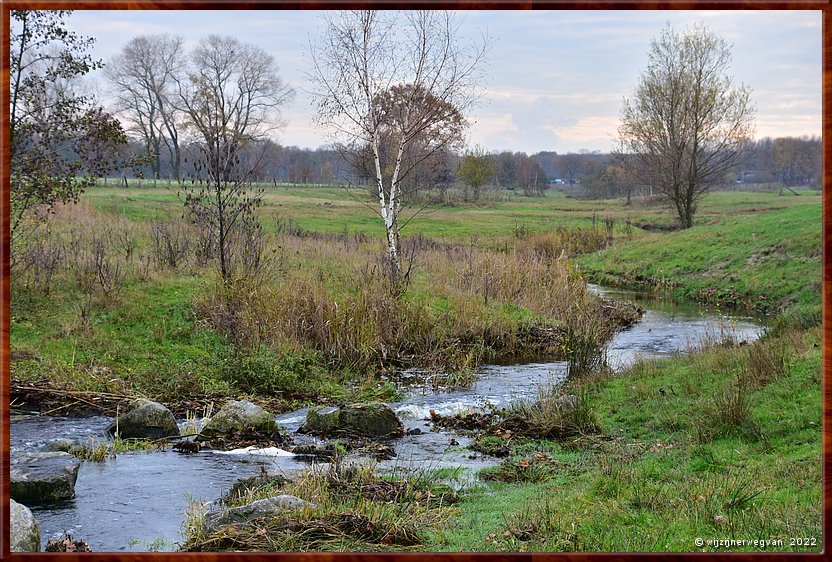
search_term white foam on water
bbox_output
[277,415,306,425]
[213,446,295,457]
[395,401,478,420]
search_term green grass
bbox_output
[11,186,614,406]
[12,186,820,402]
[428,326,821,552]
[578,200,821,313]
[84,183,819,239]
[11,273,229,396]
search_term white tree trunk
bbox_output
[372,132,400,275]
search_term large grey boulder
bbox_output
[107,398,179,439]
[199,400,277,438]
[300,402,404,439]
[203,495,312,534]
[10,452,80,501]
[10,499,40,552]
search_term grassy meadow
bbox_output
[427,320,821,552]
[10,182,822,552]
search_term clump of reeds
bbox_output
[182,461,456,552]
[70,436,162,461]
[501,384,601,439]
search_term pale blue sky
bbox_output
[68,9,821,154]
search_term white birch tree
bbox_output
[307,11,489,285]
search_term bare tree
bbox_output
[516,152,546,196]
[175,35,294,280]
[771,136,821,187]
[105,35,185,179]
[308,11,489,285]
[618,23,755,228]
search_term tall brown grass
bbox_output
[195,228,618,373]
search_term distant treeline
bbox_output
[108,135,821,196]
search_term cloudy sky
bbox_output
[67,9,821,154]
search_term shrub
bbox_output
[16,235,65,294]
[150,221,190,269]
[214,347,345,401]
[768,304,821,336]
[695,380,760,442]
[525,229,607,260]
[194,232,623,375]
[742,338,791,388]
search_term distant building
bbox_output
[737,170,765,183]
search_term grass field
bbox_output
[84,182,819,239]
[10,182,822,552]
[578,199,821,313]
[82,183,821,313]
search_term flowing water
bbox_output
[9,285,764,551]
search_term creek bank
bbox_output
[9,286,766,551]
[9,295,642,421]
[9,379,291,419]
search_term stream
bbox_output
[9,285,765,551]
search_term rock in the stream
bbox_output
[10,452,80,502]
[107,398,180,439]
[199,400,277,438]
[42,438,78,453]
[203,495,313,534]
[222,474,293,505]
[10,499,40,552]
[300,402,404,439]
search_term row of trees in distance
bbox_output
[110,134,821,195]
